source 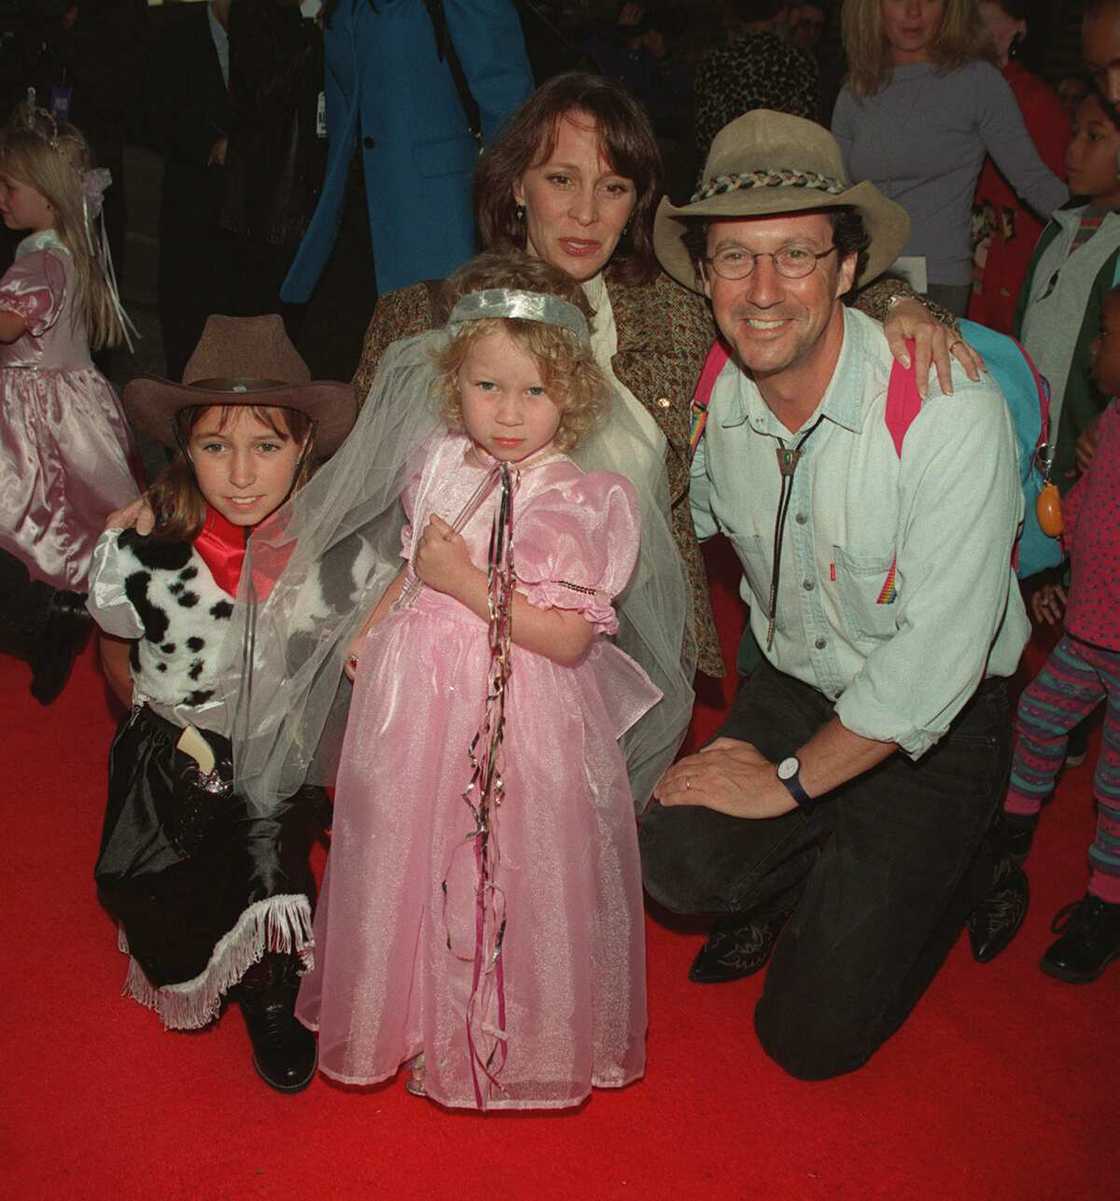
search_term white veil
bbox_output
[225,320,694,815]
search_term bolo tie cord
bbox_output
[766,415,825,651]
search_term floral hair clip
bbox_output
[81,167,111,221]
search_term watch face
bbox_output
[777,756,799,781]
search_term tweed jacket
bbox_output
[352,268,726,676]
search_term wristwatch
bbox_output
[776,756,816,814]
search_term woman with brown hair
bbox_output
[353,71,973,680]
[834,0,1068,315]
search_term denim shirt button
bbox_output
[814,637,827,650]
[802,579,815,591]
[795,512,807,524]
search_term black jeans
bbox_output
[640,661,1011,1080]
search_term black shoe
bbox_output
[1040,894,1120,983]
[238,953,317,1092]
[968,855,1030,963]
[29,589,91,705]
[1004,812,1039,866]
[689,901,794,984]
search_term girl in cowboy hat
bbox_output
[0,97,140,702]
[87,314,356,1094]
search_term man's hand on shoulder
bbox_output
[654,737,798,819]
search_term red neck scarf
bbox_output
[193,506,248,598]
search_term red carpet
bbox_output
[3,600,1113,1200]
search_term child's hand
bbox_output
[414,514,476,597]
[107,496,155,535]
[1031,583,1068,625]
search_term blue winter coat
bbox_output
[281,0,533,301]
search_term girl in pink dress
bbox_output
[0,100,138,594]
[239,254,688,1110]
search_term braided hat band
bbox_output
[691,168,846,205]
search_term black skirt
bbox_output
[94,705,324,1029]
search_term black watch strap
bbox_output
[777,757,817,814]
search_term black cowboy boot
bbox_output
[689,889,800,984]
[237,953,317,1092]
[968,852,1030,964]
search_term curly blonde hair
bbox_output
[843,0,995,98]
[433,253,609,453]
[0,101,129,350]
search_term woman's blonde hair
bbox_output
[433,252,609,453]
[843,0,995,98]
[147,404,316,542]
[0,102,128,350]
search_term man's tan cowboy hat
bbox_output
[654,109,910,293]
[124,314,356,455]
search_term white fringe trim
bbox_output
[118,894,315,1031]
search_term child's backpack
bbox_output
[689,319,1062,579]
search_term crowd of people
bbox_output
[0,0,1117,1110]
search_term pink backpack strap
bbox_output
[885,338,922,457]
[689,339,731,457]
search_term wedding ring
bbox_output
[685,777,692,791]
[949,340,964,355]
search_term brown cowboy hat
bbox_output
[654,109,911,293]
[124,314,356,455]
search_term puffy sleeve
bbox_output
[86,530,145,640]
[514,471,641,635]
[0,251,66,336]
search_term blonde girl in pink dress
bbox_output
[0,99,138,594]
[230,253,692,1110]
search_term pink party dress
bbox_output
[297,433,660,1110]
[0,230,138,590]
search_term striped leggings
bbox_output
[1005,635,1120,903]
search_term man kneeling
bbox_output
[641,111,1030,1080]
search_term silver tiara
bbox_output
[448,288,590,344]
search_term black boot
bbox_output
[689,891,798,985]
[1041,894,1120,983]
[237,953,317,1092]
[968,853,1030,963]
[29,589,92,705]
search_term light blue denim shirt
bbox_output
[691,306,1030,758]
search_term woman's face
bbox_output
[880,0,945,64]
[512,110,638,283]
[1066,92,1120,207]
[978,2,1025,68]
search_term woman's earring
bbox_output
[515,204,526,222]
[1008,30,1024,61]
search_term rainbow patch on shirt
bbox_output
[876,559,898,605]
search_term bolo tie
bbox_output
[765,415,825,651]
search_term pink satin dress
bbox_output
[0,233,139,590]
[297,433,660,1109]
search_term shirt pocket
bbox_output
[729,532,769,608]
[832,546,899,641]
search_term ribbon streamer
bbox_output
[441,462,518,1107]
